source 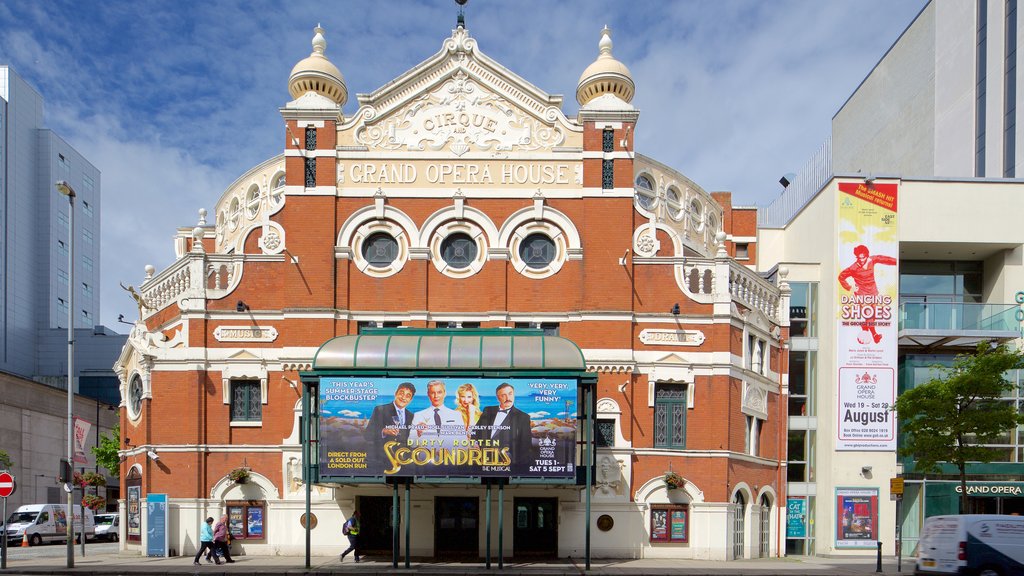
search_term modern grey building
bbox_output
[1,65,123,403]
[758,0,1024,558]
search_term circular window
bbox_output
[519,233,556,269]
[362,233,399,267]
[707,212,718,235]
[441,233,478,269]
[228,197,241,231]
[689,199,703,230]
[666,187,683,220]
[128,375,143,419]
[245,186,261,219]
[635,175,656,211]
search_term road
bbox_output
[0,539,118,561]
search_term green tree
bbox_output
[0,450,11,470]
[894,341,1024,513]
[91,422,121,477]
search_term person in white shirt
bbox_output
[411,380,461,451]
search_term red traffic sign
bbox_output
[0,472,15,498]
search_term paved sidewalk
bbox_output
[0,552,913,575]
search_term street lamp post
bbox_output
[55,180,75,569]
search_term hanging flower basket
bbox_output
[73,471,107,488]
[81,495,106,511]
[664,471,685,490]
[228,467,251,484]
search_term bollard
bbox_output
[876,540,883,572]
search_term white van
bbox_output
[4,504,95,546]
[916,514,1024,576]
[92,513,118,542]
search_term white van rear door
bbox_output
[918,517,963,574]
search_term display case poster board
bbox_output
[228,506,245,538]
[836,488,878,548]
[787,497,807,538]
[247,507,264,538]
[651,509,669,541]
[127,485,141,538]
[670,509,687,542]
[145,493,167,557]
[319,376,578,480]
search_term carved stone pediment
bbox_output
[345,27,579,156]
[742,382,769,420]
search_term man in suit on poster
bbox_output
[363,382,416,469]
[475,382,533,472]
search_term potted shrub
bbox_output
[228,467,251,484]
[664,471,685,490]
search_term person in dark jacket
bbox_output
[212,514,235,563]
[474,382,533,471]
[340,510,360,562]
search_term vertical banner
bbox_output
[836,181,898,451]
[836,488,878,548]
[72,418,91,464]
[145,493,167,557]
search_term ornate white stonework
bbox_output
[345,26,579,158]
[742,382,769,420]
[639,329,705,346]
[214,325,279,343]
[355,70,566,155]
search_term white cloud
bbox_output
[0,1,927,328]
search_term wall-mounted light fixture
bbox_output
[236,300,250,312]
[670,303,680,315]
[147,450,160,461]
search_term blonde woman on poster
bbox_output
[455,383,482,435]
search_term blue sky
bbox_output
[0,0,926,328]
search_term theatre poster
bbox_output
[836,181,898,451]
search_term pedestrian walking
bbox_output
[213,514,236,563]
[193,517,218,566]
[340,510,360,562]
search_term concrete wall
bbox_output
[832,2,936,178]
[0,371,118,510]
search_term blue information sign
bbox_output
[146,494,167,557]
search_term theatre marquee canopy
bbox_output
[300,329,596,484]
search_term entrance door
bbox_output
[435,497,478,559]
[356,496,395,555]
[513,498,558,558]
[733,493,746,560]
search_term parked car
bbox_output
[92,513,118,542]
[4,504,95,546]
[916,514,1024,576]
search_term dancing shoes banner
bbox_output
[836,181,898,451]
[319,376,578,480]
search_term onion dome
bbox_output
[576,26,635,106]
[288,25,347,106]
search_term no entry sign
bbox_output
[0,472,15,498]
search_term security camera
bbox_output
[147,450,160,461]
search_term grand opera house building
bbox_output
[113,18,788,562]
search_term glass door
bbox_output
[513,498,558,557]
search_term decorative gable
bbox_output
[342,27,581,156]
